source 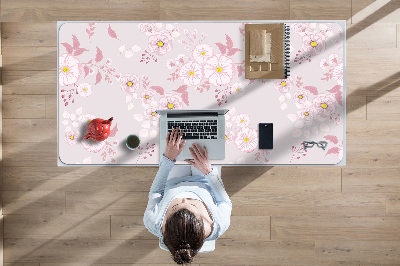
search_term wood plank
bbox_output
[2,119,56,143]
[398,24,400,48]
[272,216,400,241]
[2,166,157,192]
[346,96,366,120]
[41,264,197,266]
[343,168,400,193]
[347,120,400,144]
[222,216,270,240]
[4,214,110,240]
[2,70,56,95]
[351,0,375,24]
[367,96,400,120]
[1,22,56,46]
[0,0,160,22]
[2,47,56,71]
[231,192,386,217]
[386,194,400,216]
[46,95,56,118]
[3,95,46,119]
[316,240,400,264]
[290,0,351,20]
[4,264,39,266]
[160,0,290,20]
[66,191,148,216]
[4,238,315,264]
[347,23,397,49]
[346,143,400,168]
[351,0,400,25]
[346,48,400,97]
[2,191,65,215]
[2,142,57,167]
[110,216,154,240]
[223,166,341,193]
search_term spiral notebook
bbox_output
[245,23,290,79]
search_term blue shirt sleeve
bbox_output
[205,167,232,238]
[143,155,175,237]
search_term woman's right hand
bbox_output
[184,143,212,175]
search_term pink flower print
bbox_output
[231,82,246,97]
[291,23,308,35]
[148,32,173,56]
[235,114,250,128]
[140,90,154,104]
[273,77,293,93]
[166,59,175,69]
[158,94,183,110]
[192,44,213,64]
[302,33,326,55]
[313,94,336,116]
[145,103,160,121]
[297,107,315,121]
[82,138,106,153]
[293,90,308,104]
[204,54,234,86]
[65,130,80,145]
[333,62,344,86]
[59,54,82,86]
[138,23,157,35]
[120,74,140,93]
[179,61,203,86]
[77,83,92,97]
[234,127,258,153]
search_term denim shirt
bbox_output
[143,155,232,241]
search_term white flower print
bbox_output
[235,114,250,128]
[231,82,246,97]
[77,83,92,97]
[204,54,234,86]
[192,44,213,64]
[179,61,203,86]
[65,130,80,145]
[234,127,258,153]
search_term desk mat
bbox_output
[58,21,345,165]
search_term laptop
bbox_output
[156,109,229,160]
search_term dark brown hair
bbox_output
[163,208,206,265]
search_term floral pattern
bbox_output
[59,22,345,165]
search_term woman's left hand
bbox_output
[164,127,186,161]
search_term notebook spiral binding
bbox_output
[284,24,291,78]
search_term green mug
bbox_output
[126,134,140,150]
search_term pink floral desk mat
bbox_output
[58,21,345,165]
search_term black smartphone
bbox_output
[259,123,273,149]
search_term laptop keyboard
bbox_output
[168,120,218,139]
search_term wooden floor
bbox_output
[1,0,400,265]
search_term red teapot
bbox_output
[84,117,113,141]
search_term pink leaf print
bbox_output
[61,42,73,54]
[296,76,303,88]
[335,91,343,106]
[326,147,339,155]
[72,34,80,50]
[95,71,102,85]
[95,47,103,62]
[304,86,319,95]
[225,34,233,49]
[73,47,88,56]
[227,48,241,56]
[328,85,341,93]
[175,85,188,93]
[323,135,338,144]
[173,85,189,106]
[83,66,90,77]
[215,42,227,54]
[109,123,118,137]
[149,86,165,95]
[237,65,243,77]
[108,24,119,40]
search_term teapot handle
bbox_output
[84,133,92,139]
